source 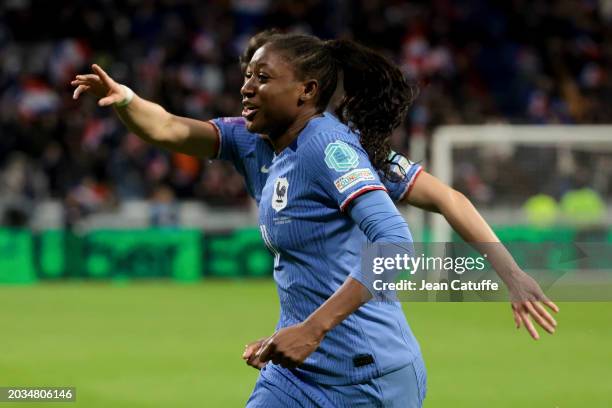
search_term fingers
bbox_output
[518,308,539,340]
[531,284,560,314]
[243,337,271,369]
[512,306,521,329]
[98,94,123,107]
[254,338,299,368]
[243,342,263,369]
[91,64,114,86]
[71,75,102,89]
[246,358,266,370]
[533,301,557,330]
[242,344,255,360]
[256,337,274,363]
[75,74,101,82]
[245,353,266,369]
[246,352,266,369]
[72,85,90,100]
[523,301,555,334]
[514,301,555,340]
[71,74,102,100]
[540,294,560,313]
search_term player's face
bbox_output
[240,45,304,137]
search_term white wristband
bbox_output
[115,85,134,107]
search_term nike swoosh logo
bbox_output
[260,165,269,173]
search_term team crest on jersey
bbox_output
[272,177,289,212]
[324,141,359,172]
[334,168,375,192]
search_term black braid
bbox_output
[326,40,418,180]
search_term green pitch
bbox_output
[0,281,610,407]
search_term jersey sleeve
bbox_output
[303,132,387,211]
[209,116,257,177]
[381,152,424,202]
[348,189,414,297]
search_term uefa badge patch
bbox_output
[334,168,375,192]
[324,141,359,172]
[272,177,289,212]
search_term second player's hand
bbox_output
[71,64,126,106]
[506,269,560,340]
[256,323,324,369]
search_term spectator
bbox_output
[0,0,610,224]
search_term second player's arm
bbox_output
[403,171,559,338]
[403,171,511,264]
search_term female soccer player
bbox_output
[71,34,558,407]
[232,33,426,407]
[238,30,559,342]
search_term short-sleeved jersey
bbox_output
[256,115,422,385]
[213,114,423,385]
[210,113,422,206]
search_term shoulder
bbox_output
[299,115,364,163]
[210,116,250,136]
[212,116,247,126]
[210,116,262,159]
[296,117,383,202]
[212,117,262,141]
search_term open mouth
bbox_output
[241,106,259,121]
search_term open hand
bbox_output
[70,64,127,106]
[255,323,325,369]
[506,270,559,340]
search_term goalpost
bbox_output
[429,125,612,242]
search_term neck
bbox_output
[269,108,321,154]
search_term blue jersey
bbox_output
[212,114,424,385]
[210,113,422,206]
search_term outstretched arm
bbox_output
[403,170,559,340]
[71,64,219,158]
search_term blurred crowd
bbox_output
[1,0,611,226]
